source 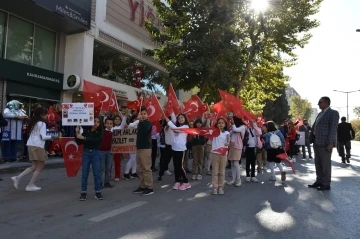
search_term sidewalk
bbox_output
[0,157,64,174]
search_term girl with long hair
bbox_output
[191,118,206,180]
[227,116,246,187]
[76,116,104,201]
[211,118,230,195]
[165,113,191,191]
[11,107,58,191]
[264,121,286,182]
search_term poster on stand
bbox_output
[111,129,137,153]
[62,103,94,126]
[296,131,305,146]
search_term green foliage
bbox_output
[351,119,360,141]
[263,88,290,125]
[289,95,312,121]
[354,107,360,118]
[145,0,322,112]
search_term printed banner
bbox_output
[296,131,305,145]
[112,129,137,153]
[62,103,94,126]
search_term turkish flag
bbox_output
[219,89,243,112]
[60,137,84,177]
[47,106,61,124]
[276,153,296,174]
[295,116,303,128]
[212,147,229,156]
[171,127,220,139]
[49,140,61,152]
[210,101,227,126]
[108,92,119,113]
[165,84,181,116]
[144,95,164,122]
[83,80,113,111]
[183,95,209,121]
[127,98,141,111]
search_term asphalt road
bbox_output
[1,142,360,239]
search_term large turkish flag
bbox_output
[60,137,84,177]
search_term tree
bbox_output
[145,0,322,111]
[289,95,312,121]
[354,107,360,118]
[263,88,289,125]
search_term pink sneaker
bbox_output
[179,183,191,191]
[173,182,181,190]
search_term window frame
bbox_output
[0,9,57,71]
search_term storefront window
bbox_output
[33,26,56,71]
[0,11,6,58]
[92,41,166,93]
[6,15,33,65]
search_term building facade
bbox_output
[62,0,168,108]
[285,87,300,106]
[1,0,171,113]
[0,0,92,113]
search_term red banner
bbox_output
[83,80,113,111]
[108,92,119,113]
[60,137,84,177]
[144,95,164,122]
[210,102,227,126]
[164,83,181,116]
[127,98,141,111]
[212,147,229,156]
[183,95,209,121]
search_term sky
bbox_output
[283,0,360,121]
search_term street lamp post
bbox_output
[333,90,360,122]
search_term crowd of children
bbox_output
[11,106,291,200]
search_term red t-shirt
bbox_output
[288,128,297,140]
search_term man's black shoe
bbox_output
[346,158,350,164]
[308,182,322,188]
[141,188,154,196]
[104,183,114,188]
[341,157,346,164]
[132,187,146,194]
[309,156,313,159]
[317,185,331,191]
[157,176,162,183]
[151,168,158,172]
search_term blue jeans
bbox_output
[100,151,113,185]
[81,149,101,193]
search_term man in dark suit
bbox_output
[279,119,289,138]
[337,117,355,164]
[299,119,312,159]
[308,96,339,191]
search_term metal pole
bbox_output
[347,92,349,122]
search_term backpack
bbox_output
[270,132,282,149]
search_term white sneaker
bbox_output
[246,177,251,182]
[251,177,259,183]
[226,180,235,186]
[235,180,242,187]
[11,176,19,190]
[164,170,172,176]
[292,158,296,163]
[25,185,41,192]
[114,178,120,182]
[196,175,202,180]
[192,175,196,180]
[269,175,276,181]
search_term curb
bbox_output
[0,159,65,174]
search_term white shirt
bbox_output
[247,128,257,147]
[27,121,51,148]
[113,116,127,130]
[211,130,230,154]
[167,121,188,151]
[231,125,246,142]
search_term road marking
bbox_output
[89,201,147,222]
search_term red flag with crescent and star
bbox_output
[127,98,141,111]
[276,153,296,174]
[144,95,164,122]
[171,127,220,139]
[210,102,228,126]
[164,83,181,116]
[212,147,229,156]
[83,80,113,111]
[48,140,61,152]
[108,92,119,113]
[47,106,61,124]
[183,95,209,121]
[60,137,84,177]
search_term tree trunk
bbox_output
[234,46,256,96]
[198,77,208,100]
